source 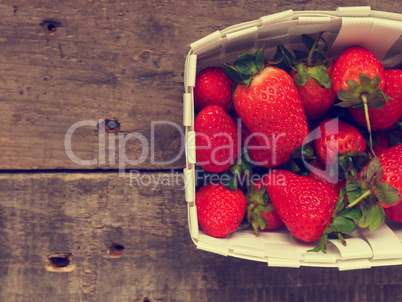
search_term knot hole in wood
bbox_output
[46,252,76,272]
[109,243,125,258]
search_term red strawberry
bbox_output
[246,178,283,234]
[331,46,388,152]
[342,145,402,232]
[277,33,337,120]
[290,67,336,120]
[331,47,385,95]
[308,160,346,194]
[358,144,402,209]
[315,118,366,167]
[264,169,338,242]
[349,69,402,131]
[196,183,247,238]
[240,122,275,168]
[261,210,283,231]
[385,201,402,223]
[194,66,234,112]
[195,105,240,173]
[225,48,309,168]
[332,145,402,232]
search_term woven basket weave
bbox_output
[183,6,402,270]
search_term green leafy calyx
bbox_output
[344,157,401,232]
[223,148,253,192]
[223,48,265,88]
[335,73,391,109]
[270,32,333,89]
[246,183,275,235]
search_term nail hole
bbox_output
[47,23,56,32]
[98,119,121,133]
[40,19,62,34]
[107,120,117,130]
[46,252,76,272]
[106,119,120,132]
[49,254,71,268]
[143,298,151,302]
[109,243,125,257]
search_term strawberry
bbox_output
[307,160,346,194]
[315,118,367,167]
[348,69,402,131]
[240,122,275,168]
[246,178,283,234]
[331,47,386,95]
[357,144,402,209]
[385,201,402,223]
[224,48,309,168]
[275,33,337,120]
[196,183,247,238]
[261,208,284,231]
[263,169,339,243]
[195,105,240,173]
[194,66,234,112]
[290,68,336,120]
[343,145,402,232]
[331,46,389,152]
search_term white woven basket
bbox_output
[183,6,402,270]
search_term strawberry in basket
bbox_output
[385,202,402,223]
[348,69,402,132]
[307,159,346,194]
[240,121,279,168]
[264,169,358,252]
[331,46,392,154]
[313,118,370,185]
[273,33,337,120]
[196,183,247,238]
[315,118,367,167]
[194,105,240,173]
[344,144,402,231]
[194,66,234,112]
[224,48,309,168]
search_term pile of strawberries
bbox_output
[193,33,402,252]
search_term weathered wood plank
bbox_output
[0,172,402,302]
[1,1,402,300]
[0,1,189,170]
[1,1,401,170]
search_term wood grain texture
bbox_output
[0,0,401,170]
[1,172,402,302]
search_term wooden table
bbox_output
[1,1,401,301]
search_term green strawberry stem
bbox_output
[361,94,376,157]
[336,74,391,151]
[346,189,372,208]
[337,233,347,246]
[307,32,323,66]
